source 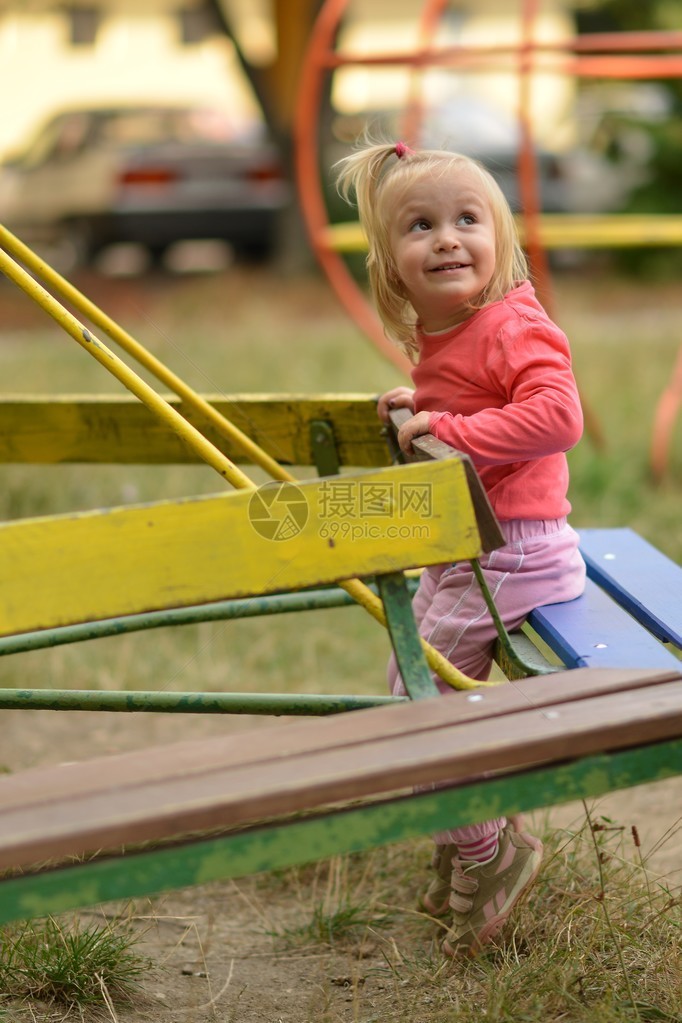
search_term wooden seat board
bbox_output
[1,737,679,930]
[579,527,682,647]
[1,675,680,871]
[528,579,681,669]
[0,668,672,813]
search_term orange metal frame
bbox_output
[294,0,682,475]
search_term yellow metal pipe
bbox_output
[0,225,286,483]
[0,246,254,491]
[0,241,488,690]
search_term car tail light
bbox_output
[244,163,284,183]
[118,168,179,186]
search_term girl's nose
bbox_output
[434,227,460,251]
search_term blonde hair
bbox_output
[335,140,528,358]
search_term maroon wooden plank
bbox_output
[0,677,680,871]
[0,668,673,815]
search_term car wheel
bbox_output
[236,237,274,264]
[51,220,94,273]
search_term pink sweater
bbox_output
[412,281,583,521]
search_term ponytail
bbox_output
[335,140,421,357]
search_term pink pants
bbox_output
[387,518,586,846]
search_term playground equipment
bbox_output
[0,222,681,924]
[0,398,681,922]
[0,2,681,922]
[294,0,682,470]
[1,664,680,926]
[0,226,493,697]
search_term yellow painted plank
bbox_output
[0,395,390,468]
[519,214,682,249]
[0,459,480,637]
[323,215,682,252]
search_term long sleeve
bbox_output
[411,282,582,520]
[427,323,583,465]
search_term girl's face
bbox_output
[388,167,496,333]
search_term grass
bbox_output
[0,264,680,1020]
[251,812,681,1023]
[265,854,397,947]
[0,915,150,1011]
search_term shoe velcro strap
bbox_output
[451,870,478,893]
[449,891,474,914]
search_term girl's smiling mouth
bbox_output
[429,262,470,272]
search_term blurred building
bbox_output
[1,1,580,160]
[0,0,270,159]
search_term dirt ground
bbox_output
[2,705,680,1023]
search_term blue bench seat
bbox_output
[579,527,682,648]
[527,528,682,671]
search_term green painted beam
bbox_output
[0,581,420,658]
[1,738,678,926]
[310,419,341,476]
[377,572,439,699]
[0,689,405,715]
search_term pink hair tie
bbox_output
[395,141,414,158]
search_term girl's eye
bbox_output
[458,213,476,225]
[409,219,430,232]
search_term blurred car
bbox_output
[0,103,289,270]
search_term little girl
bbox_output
[336,141,585,957]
